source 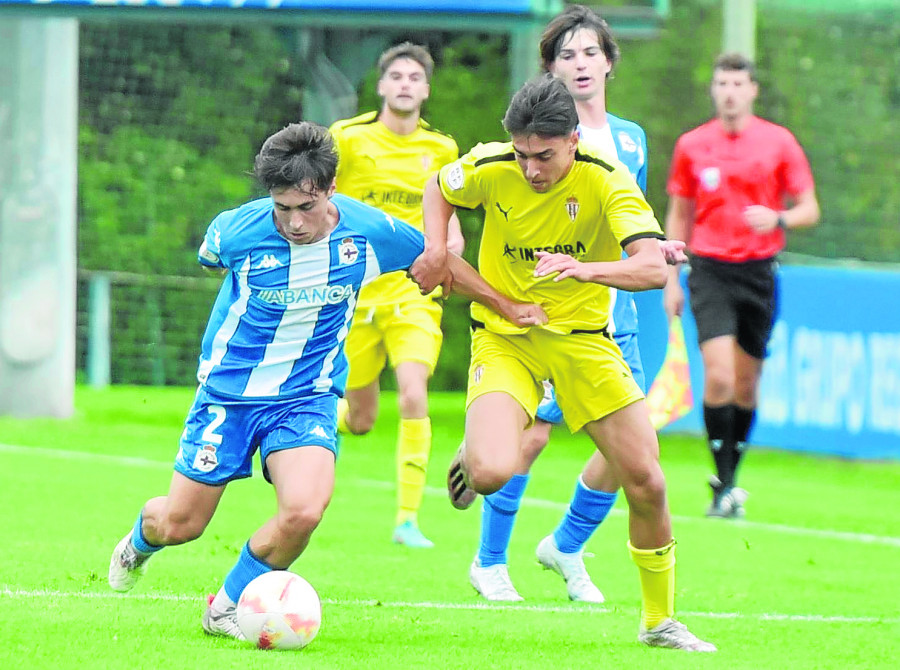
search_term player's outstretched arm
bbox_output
[534,237,666,291]
[447,253,548,328]
[409,175,453,296]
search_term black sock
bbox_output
[731,405,756,485]
[704,404,735,487]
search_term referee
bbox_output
[664,53,820,518]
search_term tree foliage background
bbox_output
[75,0,900,387]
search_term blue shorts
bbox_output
[174,387,339,486]
[535,332,645,425]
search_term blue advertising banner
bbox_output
[635,264,900,460]
[0,0,534,11]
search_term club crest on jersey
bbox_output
[193,444,218,473]
[421,154,433,171]
[565,196,580,222]
[338,237,359,265]
[446,162,465,191]
[618,132,637,153]
[700,167,721,191]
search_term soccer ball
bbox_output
[236,570,322,650]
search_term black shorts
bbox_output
[687,254,778,359]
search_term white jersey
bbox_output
[196,194,425,399]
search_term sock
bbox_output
[478,474,529,567]
[396,417,431,526]
[731,405,756,484]
[222,542,275,604]
[553,476,618,554]
[704,404,735,487]
[336,398,350,435]
[629,539,676,630]
[130,512,163,556]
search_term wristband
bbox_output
[776,213,788,230]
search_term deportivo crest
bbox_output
[421,154,433,171]
[565,196,580,222]
[446,162,465,190]
[193,444,219,473]
[618,132,637,153]
[338,237,359,265]
[700,167,721,191]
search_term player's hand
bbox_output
[663,280,685,319]
[410,247,452,297]
[743,205,779,233]
[533,251,589,282]
[498,300,549,327]
[659,239,688,265]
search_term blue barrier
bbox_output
[634,264,900,460]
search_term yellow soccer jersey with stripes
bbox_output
[438,140,664,334]
[330,111,458,307]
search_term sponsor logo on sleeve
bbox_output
[446,162,465,191]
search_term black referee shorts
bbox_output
[687,254,778,359]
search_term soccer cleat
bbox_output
[638,618,717,652]
[535,535,605,603]
[108,530,151,592]
[202,594,246,641]
[447,441,478,510]
[706,476,749,519]
[392,520,435,548]
[469,558,523,602]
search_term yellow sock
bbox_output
[628,538,677,630]
[336,398,350,435]
[396,417,431,526]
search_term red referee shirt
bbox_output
[667,116,815,262]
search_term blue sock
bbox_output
[553,477,618,554]
[131,513,163,555]
[223,542,275,603]
[478,474,529,567]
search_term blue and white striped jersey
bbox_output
[195,193,425,400]
[578,113,649,336]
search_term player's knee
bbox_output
[396,386,428,418]
[466,456,514,495]
[704,369,734,402]
[155,512,207,545]
[346,408,376,434]
[620,465,667,513]
[520,431,550,465]
[278,500,327,536]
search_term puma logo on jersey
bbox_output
[254,254,283,270]
[496,203,512,221]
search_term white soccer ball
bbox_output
[236,570,322,650]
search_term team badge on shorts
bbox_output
[193,444,219,473]
[338,237,359,265]
[700,167,721,191]
[472,364,484,385]
[566,196,580,222]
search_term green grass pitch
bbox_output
[1,386,898,669]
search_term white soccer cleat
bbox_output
[638,618,717,652]
[535,535,605,603]
[706,476,749,519]
[108,530,151,593]
[202,594,246,641]
[469,558,523,602]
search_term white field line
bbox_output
[1,587,897,625]
[3,442,900,549]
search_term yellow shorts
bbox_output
[345,298,443,390]
[467,326,644,432]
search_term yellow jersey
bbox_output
[438,140,664,334]
[330,111,458,307]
